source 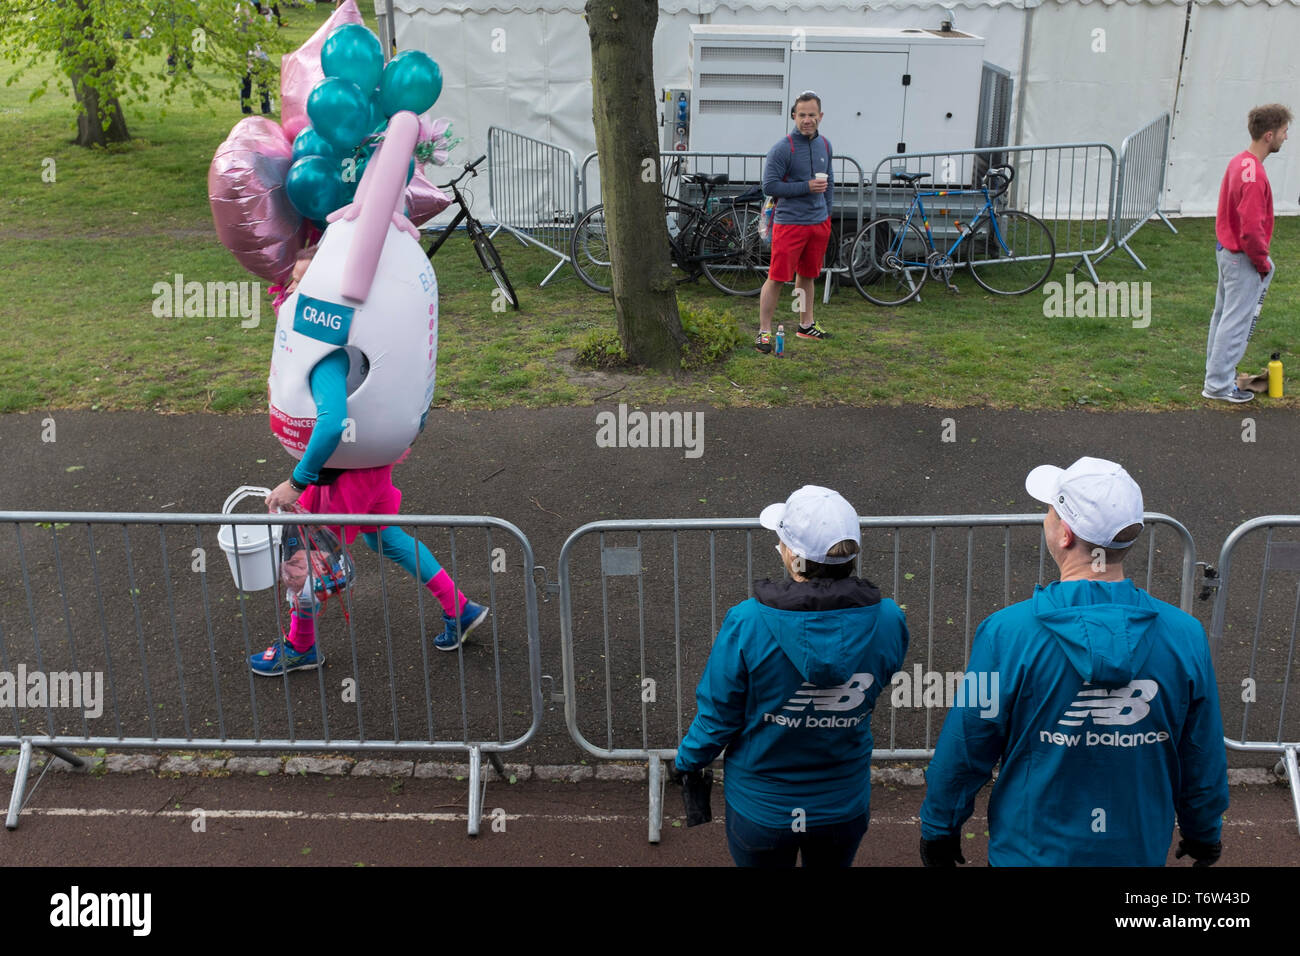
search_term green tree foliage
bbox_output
[0,0,282,147]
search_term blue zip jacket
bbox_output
[675,577,909,829]
[920,579,1229,866]
[763,129,833,225]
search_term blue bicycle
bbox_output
[850,164,1055,305]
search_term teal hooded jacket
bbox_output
[920,579,1229,865]
[675,577,909,829]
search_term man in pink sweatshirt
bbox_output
[1203,104,1291,403]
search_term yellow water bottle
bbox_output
[1269,352,1283,398]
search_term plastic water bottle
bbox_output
[775,324,785,358]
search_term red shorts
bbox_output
[768,217,832,282]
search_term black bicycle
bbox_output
[424,154,519,310]
[570,163,767,296]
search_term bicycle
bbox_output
[570,162,768,297]
[424,154,519,310]
[849,165,1055,306]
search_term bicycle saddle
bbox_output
[685,172,729,186]
[891,171,931,183]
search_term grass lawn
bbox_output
[1,3,1295,413]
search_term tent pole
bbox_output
[1012,2,1035,146]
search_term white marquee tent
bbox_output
[376,0,1299,218]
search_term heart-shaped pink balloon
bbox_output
[405,166,451,227]
[208,116,306,285]
[280,0,365,142]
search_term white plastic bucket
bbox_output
[216,486,283,592]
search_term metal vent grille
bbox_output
[699,73,784,88]
[700,46,785,62]
[976,62,1013,151]
[698,99,784,115]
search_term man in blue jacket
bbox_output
[675,485,910,867]
[754,92,835,353]
[920,457,1229,867]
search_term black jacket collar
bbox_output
[753,576,882,612]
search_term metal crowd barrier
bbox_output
[1205,516,1300,835]
[870,142,1117,283]
[579,149,868,302]
[1097,113,1178,271]
[486,126,581,286]
[0,511,543,834]
[556,513,1195,842]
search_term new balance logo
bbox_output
[763,673,874,729]
[782,673,874,713]
[1058,680,1158,727]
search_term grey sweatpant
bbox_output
[1204,246,1273,395]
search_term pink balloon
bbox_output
[405,166,451,227]
[208,116,306,285]
[279,0,365,141]
[282,113,309,141]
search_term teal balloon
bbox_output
[342,154,369,198]
[306,77,372,152]
[379,50,442,117]
[407,157,416,184]
[285,155,346,222]
[292,126,337,162]
[366,95,388,137]
[321,24,384,93]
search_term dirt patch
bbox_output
[552,348,642,398]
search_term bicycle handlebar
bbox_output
[983,164,1014,199]
[436,155,488,192]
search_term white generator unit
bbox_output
[687,25,988,165]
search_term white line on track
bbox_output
[23,807,624,823]
[17,808,1281,827]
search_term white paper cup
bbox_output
[814,173,828,181]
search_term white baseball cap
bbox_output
[759,485,860,564]
[1025,457,1144,548]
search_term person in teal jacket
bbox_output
[674,485,910,867]
[920,457,1229,867]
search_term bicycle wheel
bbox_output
[850,216,928,306]
[570,204,613,293]
[700,205,768,296]
[965,209,1055,295]
[467,219,519,310]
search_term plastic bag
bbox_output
[758,197,776,243]
[279,522,355,600]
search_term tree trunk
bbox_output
[66,0,130,147]
[586,0,684,372]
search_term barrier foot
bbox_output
[1074,253,1102,284]
[1118,241,1147,271]
[1157,211,1178,234]
[5,743,81,831]
[540,258,568,287]
[1284,746,1300,838]
[4,741,33,831]
[647,756,663,845]
[467,746,483,837]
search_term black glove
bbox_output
[671,767,714,827]
[1175,836,1222,867]
[919,834,967,867]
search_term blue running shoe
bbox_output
[436,601,489,652]
[250,640,322,676]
